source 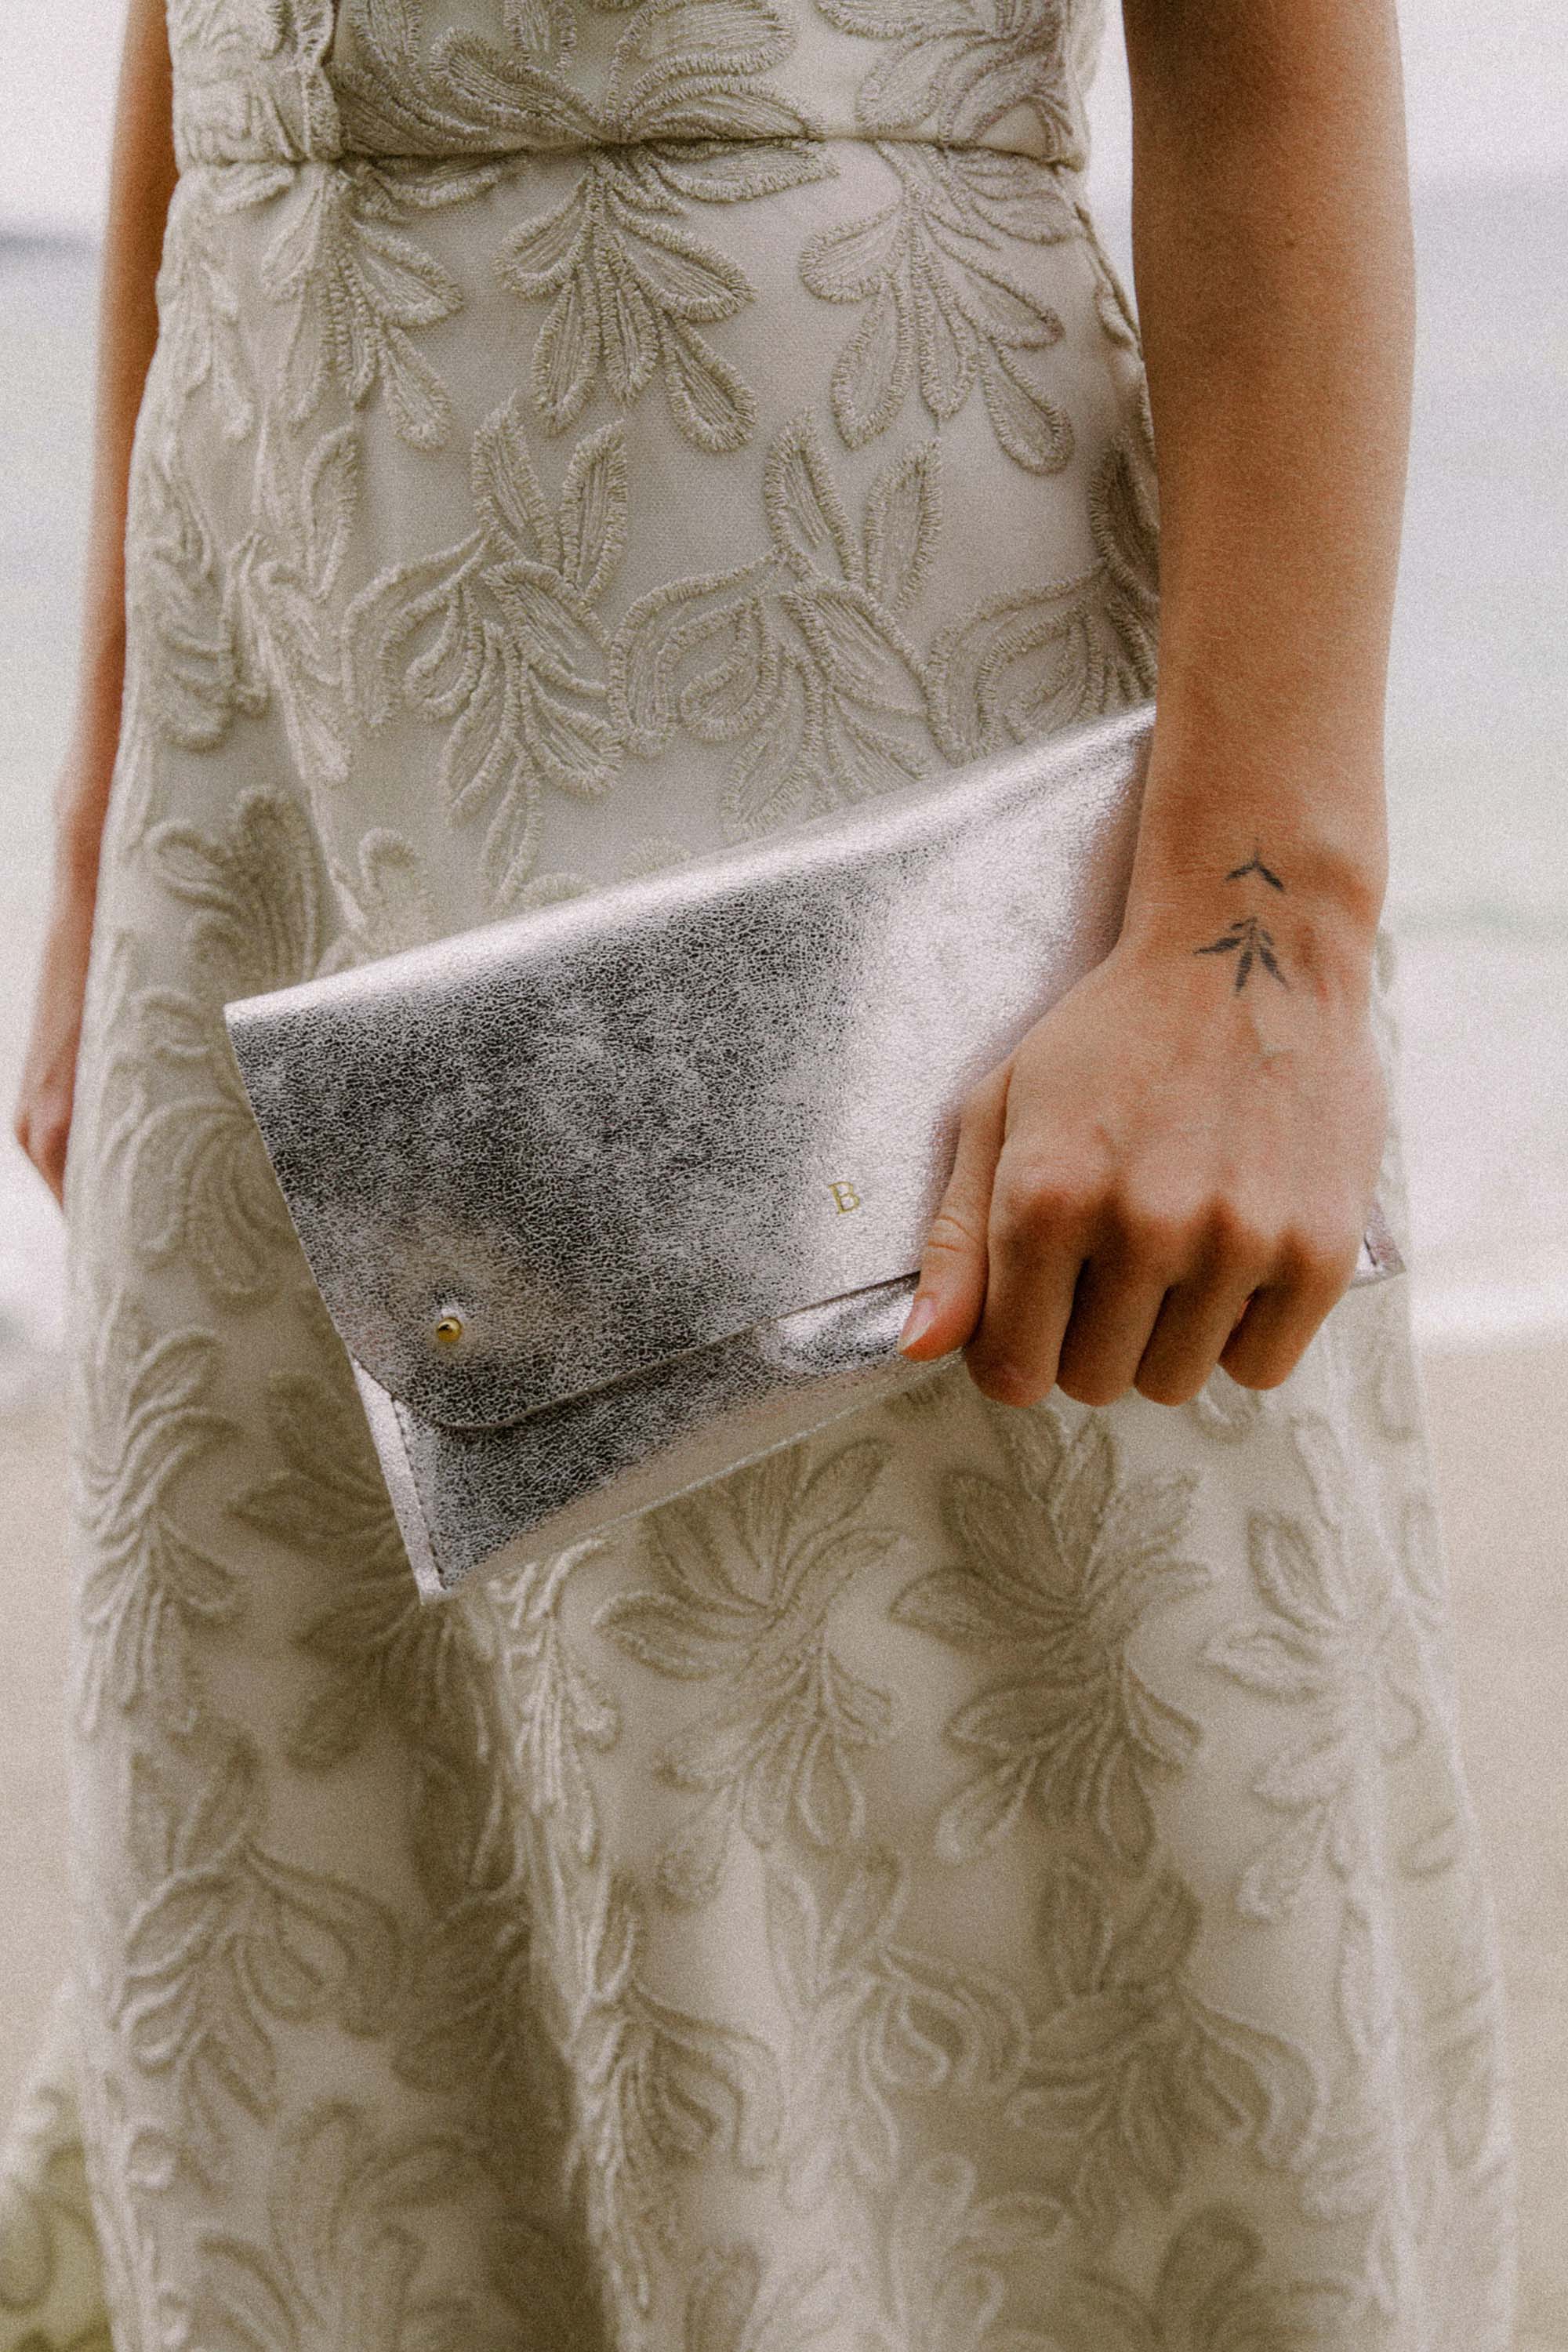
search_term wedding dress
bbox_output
[0,0,1515,2343]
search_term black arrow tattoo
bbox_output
[1225,850,1286,891]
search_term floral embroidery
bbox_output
[813,0,1085,154]
[557,1864,785,2323]
[1298,1901,1515,2327]
[1203,1416,1427,1922]
[189,2101,516,2349]
[71,1291,239,1740]
[927,433,1158,758]
[892,1403,1205,1871]
[125,789,327,1310]
[345,395,626,899]
[122,430,266,763]
[336,0,833,449]
[388,1753,577,2176]
[597,1437,902,1906]
[800,143,1076,466]
[167,0,339,169]
[230,1358,497,1769]
[1048,2203,1359,2349]
[336,0,818,154]
[155,179,258,443]
[495,1544,622,1867]
[614,415,940,835]
[230,416,362,793]
[501,139,831,451]
[258,154,514,448]
[1009,1858,1320,2231]
[860,2153,1062,2352]
[767,1849,1029,2207]
[116,1731,403,2187]
[121,414,363,818]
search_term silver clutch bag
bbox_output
[223,702,1403,1602]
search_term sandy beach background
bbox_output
[1,13,1565,2342]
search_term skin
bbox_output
[14,0,1414,1417]
[12,0,176,1205]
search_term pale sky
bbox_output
[1,0,1565,238]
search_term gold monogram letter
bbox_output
[829,1180,862,1214]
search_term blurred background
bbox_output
[1,2,1564,2341]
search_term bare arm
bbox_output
[13,0,177,1203]
[900,0,1414,1406]
[1120,0,1414,938]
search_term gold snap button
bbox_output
[433,1312,464,1348]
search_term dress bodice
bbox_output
[166,0,1107,171]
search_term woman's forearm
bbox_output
[1119,0,1415,975]
[60,0,178,882]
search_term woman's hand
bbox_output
[897,899,1387,1408]
[13,796,106,1210]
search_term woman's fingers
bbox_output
[899,1047,1363,1409]
[1051,1257,1173,1407]
[898,1069,1009,1359]
[967,1182,1287,1409]
[1218,1229,1361,1388]
[964,1192,1086,1404]
[1134,1269,1265,1404]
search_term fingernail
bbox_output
[898,1294,938,1353]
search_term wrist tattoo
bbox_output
[1196,850,1290,992]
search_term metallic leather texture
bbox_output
[224,702,1403,1600]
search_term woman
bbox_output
[5,0,1517,2342]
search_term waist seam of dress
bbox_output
[176,129,1093,174]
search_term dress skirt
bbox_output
[0,0,1517,2343]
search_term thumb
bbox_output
[898,1065,1007,1359]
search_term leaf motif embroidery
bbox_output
[189,2100,517,2348]
[614,414,941,838]
[125,789,328,1311]
[154,177,257,443]
[231,1358,498,1772]
[495,1544,622,1868]
[390,1751,579,2181]
[344,396,627,902]
[800,143,1076,466]
[893,1403,1206,1872]
[166,0,340,169]
[765,1849,1030,2212]
[927,433,1159,760]
[814,0,1084,156]
[258,154,513,448]
[1203,1416,1428,1923]
[122,431,267,764]
[549,1864,785,2324]
[860,2151,1064,2352]
[71,1290,240,1741]
[1047,2202,1359,2349]
[117,1732,404,2188]
[503,140,830,450]
[596,1436,902,1907]
[1009,1858,1320,2234]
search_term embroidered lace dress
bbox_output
[0,1,1517,2344]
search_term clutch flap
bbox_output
[223,710,1153,1433]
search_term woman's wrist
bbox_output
[1117,835,1384,1018]
[1117,742,1388,1008]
